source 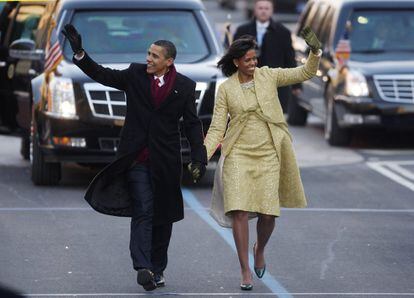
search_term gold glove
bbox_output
[300,26,322,54]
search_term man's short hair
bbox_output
[154,40,177,60]
[254,0,273,4]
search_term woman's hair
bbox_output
[217,35,258,77]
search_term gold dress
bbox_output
[223,80,280,217]
[205,52,322,226]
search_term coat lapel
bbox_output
[136,72,153,109]
[156,74,181,110]
[228,72,248,111]
[247,20,257,40]
[252,68,269,115]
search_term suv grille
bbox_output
[374,75,414,103]
[84,82,208,120]
[84,83,126,120]
[99,137,120,152]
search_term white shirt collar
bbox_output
[153,74,165,87]
[256,20,270,29]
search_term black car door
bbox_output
[0,2,18,131]
[0,2,46,134]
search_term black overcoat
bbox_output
[234,19,300,111]
[74,53,207,225]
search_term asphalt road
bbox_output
[1,116,414,297]
[1,1,414,297]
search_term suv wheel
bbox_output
[325,99,351,146]
[287,95,308,126]
[20,134,30,160]
[31,134,61,185]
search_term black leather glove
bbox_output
[188,162,206,183]
[61,24,83,54]
[300,26,321,54]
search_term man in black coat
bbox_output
[234,0,301,112]
[62,24,206,291]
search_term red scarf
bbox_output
[136,65,177,164]
[150,64,177,108]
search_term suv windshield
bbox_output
[64,10,210,63]
[348,10,414,53]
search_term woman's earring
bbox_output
[235,64,238,68]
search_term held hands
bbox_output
[300,26,321,54]
[188,162,206,183]
[61,24,83,55]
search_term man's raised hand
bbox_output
[61,24,83,55]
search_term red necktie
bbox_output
[154,77,161,88]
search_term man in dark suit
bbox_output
[234,0,301,112]
[62,24,206,291]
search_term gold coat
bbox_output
[205,51,321,211]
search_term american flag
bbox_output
[44,18,63,74]
[335,29,351,68]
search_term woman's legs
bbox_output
[232,210,252,284]
[254,214,276,268]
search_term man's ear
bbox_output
[166,58,174,67]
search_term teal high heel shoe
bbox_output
[240,283,253,291]
[240,272,253,291]
[253,242,266,279]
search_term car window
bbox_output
[8,4,46,44]
[64,10,210,63]
[348,9,414,53]
[0,3,9,43]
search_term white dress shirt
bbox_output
[256,20,270,47]
[154,75,165,87]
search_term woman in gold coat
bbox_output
[202,27,322,290]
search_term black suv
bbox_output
[1,0,223,185]
[289,0,414,145]
[0,1,50,158]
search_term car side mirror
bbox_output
[9,38,44,60]
[10,38,36,51]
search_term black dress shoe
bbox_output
[154,273,165,287]
[137,269,157,291]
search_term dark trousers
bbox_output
[127,164,173,274]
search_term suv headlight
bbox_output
[47,77,78,119]
[345,70,369,97]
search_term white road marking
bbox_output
[2,207,414,213]
[283,208,414,213]
[387,163,414,180]
[182,189,292,297]
[367,160,414,192]
[24,292,414,297]
[361,149,414,156]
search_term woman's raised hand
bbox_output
[300,26,321,54]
